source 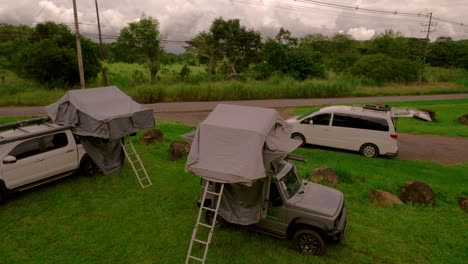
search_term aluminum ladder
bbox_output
[186,180,225,264]
[121,136,152,189]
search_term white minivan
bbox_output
[287,105,400,157]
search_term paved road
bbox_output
[1,93,467,117]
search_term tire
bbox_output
[291,133,306,147]
[360,143,379,158]
[0,180,7,203]
[205,211,228,228]
[80,155,100,176]
[293,228,326,256]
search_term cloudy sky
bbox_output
[1,0,467,53]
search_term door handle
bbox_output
[35,158,45,162]
[66,149,74,153]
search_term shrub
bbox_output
[350,54,419,85]
[424,66,468,82]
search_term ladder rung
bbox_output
[206,190,222,196]
[193,239,208,245]
[198,223,212,228]
[201,207,216,212]
[188,256,204,262]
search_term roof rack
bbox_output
[362,104,390,112]
[0,117,73,145]
[0,117,51,132]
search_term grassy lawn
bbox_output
[0,121,466,263]
[293,99,468,137]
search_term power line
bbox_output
[232,0,429,26]
[294,0,468,28]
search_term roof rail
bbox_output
[0,117,51,132]
[0,125,72,145]
[362,104,390,112]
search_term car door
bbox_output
[41,132,79,176]
[1,137,48,189]
[296,113,332,146]
[256,181,288,237]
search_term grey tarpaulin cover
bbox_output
[185,104,300,225]
[46,86,154,173]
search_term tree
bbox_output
[117,16,162,81]
[275,27,298,48]
[287,49,325,80]
[188,17,262,77]
[261,39,288,72]
[13,22,99,86]
[366,30,410,59]
[187,32,217,75]
[210,17,262,76]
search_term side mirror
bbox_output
[308,119,314,125]
[3,155,17,164]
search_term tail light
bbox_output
[390,134,398,139]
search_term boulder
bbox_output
[458,196,468,212]
[459,114,468,125]
[169,140,191,161]
[140,129,164,145]
[400,181,435,206]
[308,166,339,185]
[369,189,403,207]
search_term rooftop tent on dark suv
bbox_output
[184,104,301,224]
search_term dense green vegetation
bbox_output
[1,18,467,103]
[0,64,467,106]
[0,120,466,263]
[294,99,468,137]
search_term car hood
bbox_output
[290,181,343,217]
[286,116,300,124]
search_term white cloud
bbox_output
[0,0,467,53]
[347,26,376,40]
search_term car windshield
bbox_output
[296,111,315,120]
[279,169,302,199]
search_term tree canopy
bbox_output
[117,16,162,81]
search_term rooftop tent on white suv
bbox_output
[287,105,432,158]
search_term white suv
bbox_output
[287,105,399,157]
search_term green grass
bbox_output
[0,121,466,263]
[294,99,468,137]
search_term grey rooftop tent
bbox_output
[46,86,154,173]
[184,104,300,224]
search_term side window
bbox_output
[310,114,331,126]
[9,138,43,160]
[43,133,68,152]
[333,113,389,132]
[7,133,69,161]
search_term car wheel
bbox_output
[291,133,306,147]
[205,211,228,228]
[293,228,326,256]
[80,155,100,176]
[0,180,7,203]
[360,143,379,158]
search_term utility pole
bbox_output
[72,0,85,89]
[95,0,109,86]
[421,12,437,74]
